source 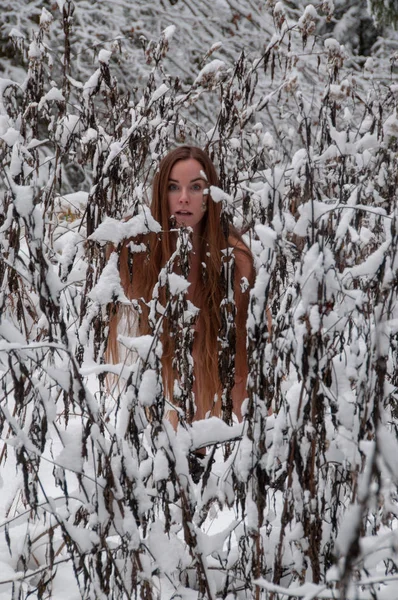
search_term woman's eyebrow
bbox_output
[168,177,205,183]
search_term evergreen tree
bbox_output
[368,0,398,28]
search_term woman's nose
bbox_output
[179,187,189,203]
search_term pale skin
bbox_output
[167,158,208,251]
[167,159,253,423]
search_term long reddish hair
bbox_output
[110,146,254,418]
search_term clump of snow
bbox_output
[162,25,176,41]
[209,185,232,204]
[83,68,101,103]
[81,127,98,145]
[8,28,25,39]
[40,7,53,30]
[0,127,21,146]
[255,224,277,249]
[149,83,169,106]
[28,39,41,59]
[38,86,65,110]
[167,272,190,295]
[194,59,226,86]
[118,334,160,361]
[138,369,159,407]
[324,37,341,52]
[11,183,34,218]
[98,49,112,64]
[88,210,161,246]
[383,111,398,141]
[88,252,130,305]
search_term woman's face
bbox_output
[167,159,208,234]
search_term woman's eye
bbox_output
[192,184,202,192]
[168,183,178,192]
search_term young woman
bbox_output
[108,146,254,425]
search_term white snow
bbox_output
[194,59,226,85]
[88,210,161,246]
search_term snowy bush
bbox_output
[1,1,398,599]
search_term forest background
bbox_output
[1,0,398,598]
